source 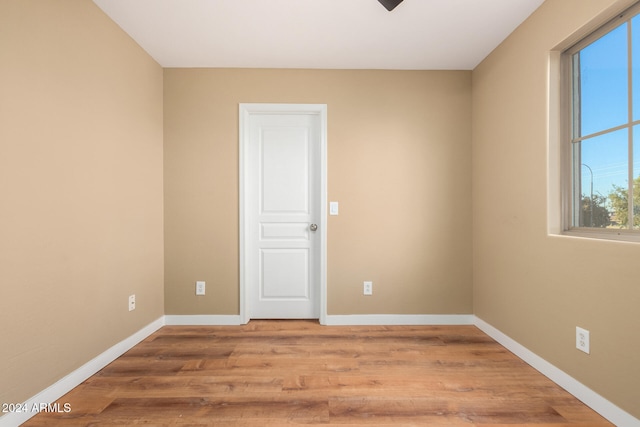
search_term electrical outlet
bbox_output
[196,281,206,296]
[363,281,373,296]
[128,294,136,311]
[576,326,590,354]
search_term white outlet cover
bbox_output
[576,326,590,354]
[196,281,206,296]
[128,294,136,311]
[363,281,373,296]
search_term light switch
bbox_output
[329,201,339,216]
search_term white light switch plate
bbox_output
[329,201,339,215]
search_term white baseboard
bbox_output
[474,316,640,427]
[164,315,242,325]
[0,316,164,427]
[323,314,474,326]
[164,314,473,326]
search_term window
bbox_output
[565,4,640,236]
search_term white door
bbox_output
[240,104,326,321]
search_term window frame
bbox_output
[562,2,640,242]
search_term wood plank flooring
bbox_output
[23,320,612,426]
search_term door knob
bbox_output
[310,224,318,231]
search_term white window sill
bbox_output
[563,228,640,243]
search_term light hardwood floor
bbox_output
[23,320,612,426]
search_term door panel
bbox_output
[261,127,309,213]
[260,223,309,240]
[261,249,309,299]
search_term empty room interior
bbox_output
[1,0,640,425]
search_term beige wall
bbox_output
[472,0,640,418]
[164,69,473,316]
[0,0,164,405]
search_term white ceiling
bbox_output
[92,0,545,70]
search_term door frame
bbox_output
[239,103,327,325]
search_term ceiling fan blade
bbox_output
[378,0,404,11]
